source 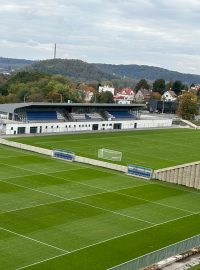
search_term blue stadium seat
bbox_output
[27,111,57,121]
[107,111,135,119]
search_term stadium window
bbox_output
[65,125,67,128]
[109,124,112,126]
[57,125,59,128]
[69,125,71,128]
[82,124,84,127]
[79,125,81,127]
[11,127,13,130]
[74,125,76,128]
[46,126,48,129]
[102,124,105,126]
[51,126,53,128]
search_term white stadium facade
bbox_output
[0,103,172,135]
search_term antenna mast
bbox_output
[54,43,57,59]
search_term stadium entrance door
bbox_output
[30,127,37,134]
[92,124,99,130]
[17,127,25,134]
[113,123,121,130]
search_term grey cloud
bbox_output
[0,0,199,74]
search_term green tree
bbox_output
[99,91,114,103]
[172,80,184,95]
[165,81,173,91]
[135,79,150,92]
[91,91,114,103]
[177,92,198,120]
[152,79,165,94]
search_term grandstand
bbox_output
[106,110,136,120]
[0,102,172,135]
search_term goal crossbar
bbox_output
[98,148,122,161]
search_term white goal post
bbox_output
[98,148,122,161]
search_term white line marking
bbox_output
[0,177,154,225]
[0,183,148,215]
[115,191,196,214]
[0,159,195,218]
[0,226,68,253]
[16,211,199,270]
[16,252,69,270]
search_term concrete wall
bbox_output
[75,156,127,172]
[154,161,200,189]
[0,138,127,173]
[4,119,172,135]
[0,138,52,156]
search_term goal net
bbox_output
[98,148,122,161]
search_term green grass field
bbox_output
[0,142,200,269]
[10,128,200,169]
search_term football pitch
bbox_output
[10,128,200,169]
[0,143,200,269]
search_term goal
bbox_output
[98,148,122,161]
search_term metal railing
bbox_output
[109,234,200,270]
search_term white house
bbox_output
[135,89,150,103]
[114,88,135,104]
[84,90,94,102]
[98,85,115,95]
[161,91,177,102]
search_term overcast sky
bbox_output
[0,0,199,74]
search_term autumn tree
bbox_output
[134,79,150,92]
[0,71,80,103]
[177,92,198,120]
[150,92,161,100]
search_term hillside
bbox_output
[0,57,33,72]
[26,59,116,81]
[1,57,200,84]
[94,64,200,85]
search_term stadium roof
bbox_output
[0,102,145,114]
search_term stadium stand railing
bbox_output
[70,112,103,121]
[70,113,87,121]
[85,113,103,121]
[109,234,200,270]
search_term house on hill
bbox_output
[161,90,177,102]
[98,85,115,95]
[135,89,150,103]
[114,87,135,104]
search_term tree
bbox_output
[177,92,198,120]
[152,79,165,94]
[99,91,114,103]
[165,81,173,91]
[134,79,150,92]
[150,92,161,100]
[172,80,184,95]
[91,91,114,103]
